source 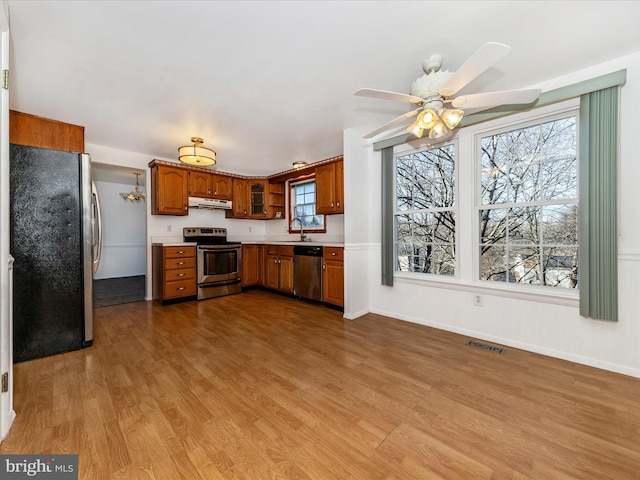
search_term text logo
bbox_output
[0,455,78,479]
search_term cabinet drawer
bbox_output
[324,247,344,261]
[164,246,195,259]
[266,245,294,256]
[164,256,196,270]
[164,267,195,281]
[164,279,196,298]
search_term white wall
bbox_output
[93,180,146,279]
[344,50,640,378]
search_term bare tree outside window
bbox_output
[395,144,456,276]
[479,116,578,288]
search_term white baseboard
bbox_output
[369,307,640,380]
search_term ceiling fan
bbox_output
[355,42,541,141]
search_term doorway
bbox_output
[92,163,147,307]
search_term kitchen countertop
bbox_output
[238,240,344,248]
[151,241,197,247]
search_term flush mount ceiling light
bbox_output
[178,137,216,166]
[292,161,308,170]
[120,172,146,202]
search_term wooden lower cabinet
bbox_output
[152,245,196,303]
[264,245,294,294]
[242,244,264,286]
[242,243,343,306]
[323,247,344,307]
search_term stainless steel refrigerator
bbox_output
[10,144,100,363]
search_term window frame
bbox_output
[288,175,326,234]
[393,139,459,281]
[388,98,581,303]
[471,100,581,298]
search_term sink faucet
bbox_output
[291,217,306,242]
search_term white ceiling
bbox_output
[7,1,640,177]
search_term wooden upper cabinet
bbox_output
[227,178,249,218]
[212,174,233,200]
[316,160,344,215]
[151,164,189,215]
[250,180,267,217]
[10,110,84,152]
[188,171,232,200]
[188,170,213,197]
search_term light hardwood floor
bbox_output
[2,289,640,479]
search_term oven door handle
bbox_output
[198,278,242,288]
[197,245,241,251]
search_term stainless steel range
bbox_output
[183,227,242,300]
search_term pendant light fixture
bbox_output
[178,137,216,166]
[120,172,146,202]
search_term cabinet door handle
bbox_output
[178,287,185,291]
[331,252,336,256]
[177,251,184,254]
[331,202,334,207]
[177,262,185,265]
[184,205,188,211]
[323,264,326,270]
[337,201,340,207]
[177,273,185,277]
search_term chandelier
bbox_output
[120,172,146,202]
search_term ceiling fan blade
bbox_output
[363,108,421,139]
[451,88,542,109]
[355,88,423,104]
[438,42,511,98]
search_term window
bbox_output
[478,114,578,289]
[395,143,456,276]
[390,103,580,294]
[290,179,324,231]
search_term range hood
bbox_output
[188,196,232,210]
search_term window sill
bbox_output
[393,272,579,307]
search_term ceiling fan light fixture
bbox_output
[179,137,216,166]
[440,108,464,130]
[416,109,438,130]
[406,122,424,138]
[428,119,449,140]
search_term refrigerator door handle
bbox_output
[92,181,103,273]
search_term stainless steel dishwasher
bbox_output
[293,245,323,301]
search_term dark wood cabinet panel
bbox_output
[316,160,344,215]
[242,244,263,286]
[264,245,294,293]
[151,164,189,215]
[188,170,213,197]
[323,247,344,306]
[152,245,197,303]
[9,110,85,152]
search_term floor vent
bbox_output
[466,340,505,355]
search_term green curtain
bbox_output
[579,86,619,321]
[381,147,394,286]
